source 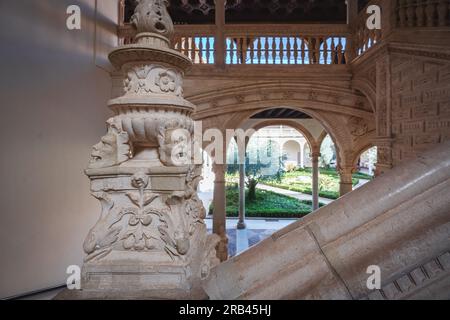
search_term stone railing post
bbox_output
[214,0,226,68]
[70,0,221,300]
[213,163,228,262]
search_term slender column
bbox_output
[345,0,358,62]
[119,0,125,26]
[346,0,359,26]
[237,161,246,229]
[213,163,228,261]
[339,167,354,196]
[311,151,321,211]
[214,0,226,68]
[300,143,305,168]
[380,0,396,36]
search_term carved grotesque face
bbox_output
[131,0,174,37]
[89,132,117,168]
[160,128,191,166]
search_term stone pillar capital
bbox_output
[311,152,322,159]
[212,163,226,178]
[338,165,357,176]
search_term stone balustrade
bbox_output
[353,0,383,57]
[397,0,450,28]
[118,23,351,65]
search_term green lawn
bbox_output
[210,185,325,219]
[261,168,371,200]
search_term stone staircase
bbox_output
[203,141,450,300]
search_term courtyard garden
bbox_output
[261,168,372,200]
[210,183,325,219]
[218,168,373,218]
[219,132,375,218]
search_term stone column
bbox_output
[339,167,354,196]
[346,0,358,26]
[237,161,246,229]
[214,0,226,68]
[345,0,358,61]
[374,137,394,176]
[71,0,220,300]
[311,152,321,211]
[213,164,228,261]
[300,142,305,169]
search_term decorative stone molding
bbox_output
[348,116,370,137]
[188,83,374,121]
[124,64,184,97]
[365,251,450,300]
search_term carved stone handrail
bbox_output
[202,141,450,300]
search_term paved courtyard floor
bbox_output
[205,218,297,258]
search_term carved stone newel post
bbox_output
[78,0,219,299]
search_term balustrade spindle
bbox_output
[286,37,291,64]
[293,37,299,65]
[406,0,416,27]
[330,38,336,65]
[399,0,407,27]
[416,0,425,27]
[206,37,211,64]
[316,37,321,64]
[250,38,255,64]
[198,36,203,64]
[189,36,194,61]
[301,38,306,64]
[437,0,449,26]
[425,0,436,27]
[322,37,328,64]
[264,37,269,64]
[337,38,344,65]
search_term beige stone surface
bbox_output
[203,141,450,300]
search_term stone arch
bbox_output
[190,82,375,169]
[352,143,377,169]
[352,79,376,113]
[282,140,302,164]
[249,119,316,152]
[317,130,329,150]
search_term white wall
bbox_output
[0,0,119,298]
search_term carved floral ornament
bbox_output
[124,65,184,97]
[348,116,369,137]
[83,170,205,261]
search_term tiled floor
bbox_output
[205,218,298,257]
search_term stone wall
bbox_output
[0,0,119,298]
[391,54,450,166]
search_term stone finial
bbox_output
[131,0,174,39]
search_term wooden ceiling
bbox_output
[251,108,312,119]
[124,0,372,25]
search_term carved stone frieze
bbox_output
[124,64,184,97]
